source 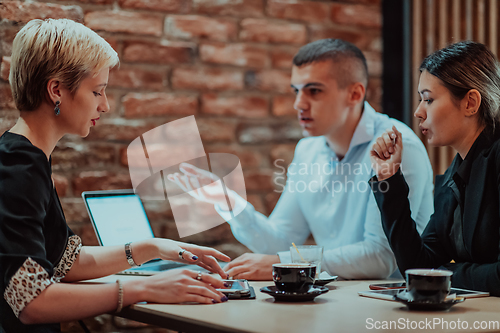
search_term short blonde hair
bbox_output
[9,19,119,111]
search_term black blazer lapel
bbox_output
[462,154,488,250]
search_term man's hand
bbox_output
[167,163,235,211]
[224,253,280,280]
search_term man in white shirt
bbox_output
[169,39,433,280]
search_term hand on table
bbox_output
[167,163,236,211]
[154,239,230,279]
[224,253,279,281]
[133,269,228,304]
[370,125,403,181]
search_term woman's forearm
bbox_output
[63,240,158,282]
[19,281,143,325]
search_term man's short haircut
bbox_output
[292,39,368,89]
[10,18,119,111]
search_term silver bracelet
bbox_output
[125,242,140,267]
[116,279,123,313]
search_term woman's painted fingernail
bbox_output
[224,282,229,287]
[226,274,230,279]
[212,299,218,304]
[192,255,198,260]
[221,296,229,302]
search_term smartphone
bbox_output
[359,289,405,300]
[369,282,406,290]
[217,279,251,298]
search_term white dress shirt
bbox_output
[218,102,434,279]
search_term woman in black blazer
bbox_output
[369,41,500,296]
[1,19,230,333]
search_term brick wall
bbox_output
[0,0,381,331]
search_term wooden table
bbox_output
[86,276,500,333]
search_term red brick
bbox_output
[205,144,263,169]
[202,94,268,118]
[109,67,165,90]
[197,118,236,143]
[52,143,116,172]
[58,198,90,224]
[0,84,15,110]
[102,36,119,54]
[1,57,10,82]
[0,26,19,57]
[331,4,382,29]
[121,144,186,173]
[123,93,198,118]
[270,143,296,168]
[85,11,163,36]
[309,26,379,51]
[244,170,274,191]
[172,67,244,91]
[181,223,237,245]
[119,146,129,167]
[166,15,238,42]
[55,0,114,4]
[119,0,189,12]
[123,41,196,64]
[266,0,330,23]
[270,47,299,69]
[368,35,382,53]
[85,119,158,142]
[0,110,18,135]
[237,121,302,144]
[246,194,266,214]
[265,191,281,214]
[240,19,306,45]
[364,51,382,77]
[272,95,296,117]
[79,224,99,246]
[0,1,83,23]
[272,170,287,195]
[366,77,382,110]
[193,0,264,17]
[337,0,381,5]
[142,201,174,221]
[200,43,269,68]
[52,174,69,197]
[106,93,117,114]
[245,69,291,93]
[72,171,132,196]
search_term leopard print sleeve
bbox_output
[3,257,53,318]
[53,235,82,282]
[3,235,82,318]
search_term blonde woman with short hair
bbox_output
[1,19,229,333]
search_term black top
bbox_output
[0,132,72,333]
[370,129,500,295]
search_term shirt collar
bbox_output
[322,102,376,156]
[347,101,376,150]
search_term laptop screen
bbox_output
[84,192,155,246]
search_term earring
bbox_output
[54,101,60,116]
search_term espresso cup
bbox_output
[405,269,452,303]
[272,263,316,292]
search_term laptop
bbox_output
[82,189,200,275]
